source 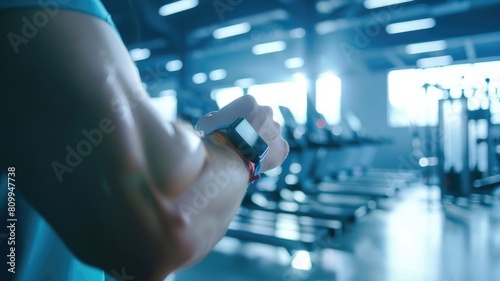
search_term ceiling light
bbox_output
[316,1,332,14]
[209,69,227,81]
[316,0,346,14]
[159,89,177,97]
[290,28,306,38]
[192,73,207,84]
[364,0,413,9]
[315,20,337,35]
[165,59,183,72]
[159,0,199,16]
[386,18,436,34]
[252,41,287,55]
[213,22,251,39]
[129,48,150,61]
[234,78,256,88]
[405,40,447,54]
[315,19,350,35]
[285,57,304,69]
[417,55,453,68]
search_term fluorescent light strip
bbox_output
[234,78,256,88]
[192,73,207,84]
[166,60,183,72]
[405,40,447,55]
[290,28,306,38]
[209,69,227,81]
[316,1,335,14]
[315,20,337,35]
[252,41,287,55]
[159,89,177,97]
[129,48,151,61]
[315,19,351,35]
[417,55,453,68]
[159,0,199,16]
[386,18,436,34]
[285,57,304,69]
[213,22,251,39]
[364,0,413,9]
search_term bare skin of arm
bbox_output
[0,9,288,281]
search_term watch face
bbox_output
[234,118,269,158]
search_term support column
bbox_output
[303,25,320,129]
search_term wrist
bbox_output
[204,133,259,184]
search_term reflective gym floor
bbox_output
[173,185,500,281]
[3,180,500,281]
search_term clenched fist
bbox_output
[196,95,289,173]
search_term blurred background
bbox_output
[2,0,500,280]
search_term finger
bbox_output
[261,137,289,172]
[216,95,258,118]
[248,106,273,132]
[196,96,259,133]
[258,122,281,143]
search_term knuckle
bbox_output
[261,106,273,116]
[244,94,257,105]
[283,140,290,154]
[260,127,274,139]
[248,105,259,118]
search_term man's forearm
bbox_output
[172,137,250,266]
[133,132,251,279]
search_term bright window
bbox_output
[211,87,244,109]
[248,81,307,125]
[210,74,341,126]
[388,61,500,127]
[316,73,342,125]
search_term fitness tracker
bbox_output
[208,118,269,182]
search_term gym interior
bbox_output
[1,0,500,280]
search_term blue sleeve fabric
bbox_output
[0,0,118,31]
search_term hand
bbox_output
[196,95,289,172]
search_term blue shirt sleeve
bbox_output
[0,0,118,31]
